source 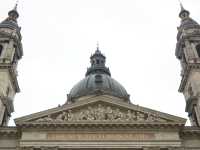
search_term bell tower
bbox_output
[175,4,200,126]
[0,4,23,126]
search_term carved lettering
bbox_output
[47,133,155,141]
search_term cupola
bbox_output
[67,46,130,103]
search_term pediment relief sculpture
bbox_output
[33,104,168,123]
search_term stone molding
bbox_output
[19,141,182,149]
[0,127,18,138]
[20,147,58,150]
[17,122,184,130]
[180,126,200,137]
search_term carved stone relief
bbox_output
[34,104,168,123]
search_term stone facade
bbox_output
[0,3,200,150]
[0,95,197,150]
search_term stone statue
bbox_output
[105,106,114,120]
[87,106,95,120]
[34,104,166,123]
[78,111,86,120]
[56,112,65,122]
[146,113,155,122]
[136,112,144,121]
[96,104,105,120]
[113,108,124,121]
[67,110,74,121]
[126,110,136,121]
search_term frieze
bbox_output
[34,104,168,123]
[20,147,34,150]
[47,132,155,141]
[40,147,58,150]
[20,147,58,150]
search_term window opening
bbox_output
[196,44,200,57]
[0,45,3,56]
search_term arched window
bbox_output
[0,45,3,56]
[196,44,200,57]
[96,59,100,64]
[6,87,10,96]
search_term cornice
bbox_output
[0,126,19,138]
[180,126,200,137]
[17,122,184,130]
[179,63,200,92]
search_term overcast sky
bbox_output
[1,0,200,126]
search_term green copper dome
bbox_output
[67,47,130,103]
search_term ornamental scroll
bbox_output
[35,104,167,122]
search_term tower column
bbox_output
[0,4,23,126]
[175,4,200,126]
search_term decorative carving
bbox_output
[34,104,168,123]
[136,111,145,121]
[36,115,54,122]
[47,133,155,141]
[146,113,159,122]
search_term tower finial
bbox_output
[178,0,190,19]
[6,0,19,22]
[96,41,99,51]
[14,0,19,10]
[178,0,184,10]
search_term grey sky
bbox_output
[1,0,200,126]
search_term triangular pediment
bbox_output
[15,95,186,126]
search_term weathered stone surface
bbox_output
[47,133,156,141]
[15,96,186,126]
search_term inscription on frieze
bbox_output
[47,133,155,141]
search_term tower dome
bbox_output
[0,4,23,60]
[0,4,20,31]
[175,3,200,59]
[67,46,130,103]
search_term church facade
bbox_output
[0,3,200,150]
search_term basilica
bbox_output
[0,3,200,150]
